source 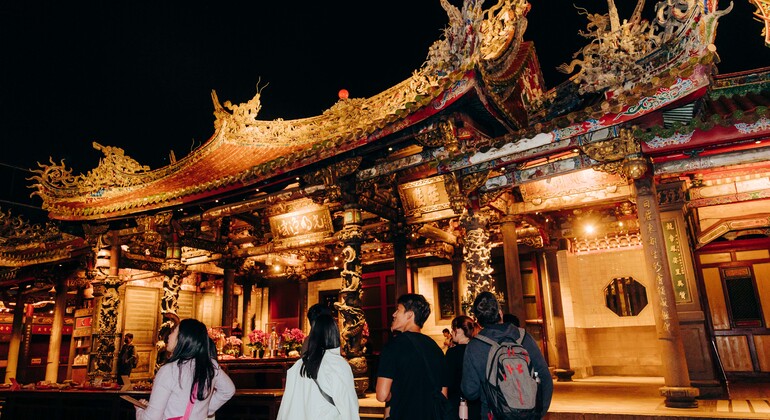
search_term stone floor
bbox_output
[358,376,770,419]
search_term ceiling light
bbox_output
[584,224,595,235]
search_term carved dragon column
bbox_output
[91,230,122,381]
[155,234,186,372]
[460,212,497,306]
[335,205,368,397]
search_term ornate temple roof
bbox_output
[29,0,743,223]
[31,0,538,221]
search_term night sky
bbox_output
[1,0,768,222]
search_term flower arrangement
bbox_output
[223,335,243,357]
[248,329,269,351]
[281,328,306,353]
[207,327,226,354]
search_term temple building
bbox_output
[1,0,769,411]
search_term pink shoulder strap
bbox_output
[182,383,198,420]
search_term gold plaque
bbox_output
[398,176,455,224]
[269,203,334,247]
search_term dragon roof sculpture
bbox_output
[30,0,533,221]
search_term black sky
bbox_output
[1,0,768,221]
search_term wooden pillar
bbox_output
[393,226,409,301]
[297,276,308,332]
[241,276,253,354]
[501,216,526,323]
[4,291,26,383]
[45,279,68,382]
[222,267,236,329]
[634,177,699,408]
[543,249,574,381]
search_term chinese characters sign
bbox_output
[397,176,455,224]
[662,218,691,303]
[269,205,333,247]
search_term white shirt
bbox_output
[137,359,235,420]
[277,347,360,420]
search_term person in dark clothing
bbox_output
[117,332,137,385]
[445,315,481,420]
[376,293,448,420]
[461,292,553,419]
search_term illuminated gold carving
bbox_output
[460,171,490,193]
[581,128,640,162]
[557,0,730,95]
[444,173,467,215]
[268,203,334,247]
[304,158,362,203]
[399,176,453,218]
[751,0,770,46]
[31,142,150,195]
[415,119,460,154]
[32,0,532,219]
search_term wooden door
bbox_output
[697,238,770,380]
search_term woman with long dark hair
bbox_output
[136,319,235,420]
[277,314,359,419]
[445,315,481,420]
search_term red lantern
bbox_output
[338,89,349,100]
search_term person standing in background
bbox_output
[445,316,481,420]
[117,333,137,385]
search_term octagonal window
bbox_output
[604,276,648,316]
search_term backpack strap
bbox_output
[313,376,336,407]
[404,333,441,391]
[473,327,526,347]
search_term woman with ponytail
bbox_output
[136,318,235,420]
[277,314,359,419]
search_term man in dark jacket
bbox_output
[117,332,137,384]
[461,292,553,419]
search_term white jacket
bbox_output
[277,347,359,420]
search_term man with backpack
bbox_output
[461,292,553,419]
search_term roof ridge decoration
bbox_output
[30,142,151,199]
[558,0,732,96]
[209,0,529,147]
[30,0,532,218]
[750,0,770,47]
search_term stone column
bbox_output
[335,206,368,396]
[500,215,526,323]
[634,177,699,408]
[90,231,122,381]
[542,249,574,381]
[4,291,26,383]
[155,258,186,372]
[45,278,68,382]
[460,212,496,303]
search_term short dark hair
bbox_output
[307,303,332,327]
[397,293,431,328]
[472,291,501,327]
[124,333,134,339]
